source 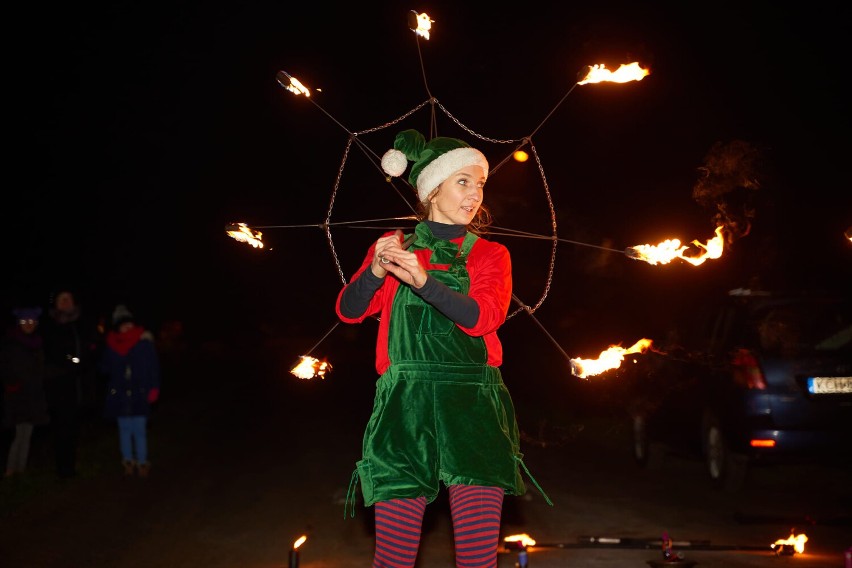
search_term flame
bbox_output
[226,222,264,249]
[771,533,807,554]
[570,338,653,378]
[293,535,307,550]
[409,11,433,39]
[276,70,311,97]
[290,356,332,380]
[578,62,650,85]
[504,533,537,548]
[627,225,725,266]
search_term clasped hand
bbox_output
[372,230,427,289]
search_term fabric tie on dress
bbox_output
[414,223,464,265]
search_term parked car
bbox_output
[628,288,852,490]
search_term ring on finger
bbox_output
[380,257,390,264]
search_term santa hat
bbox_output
[380,129,489,203]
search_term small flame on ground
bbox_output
[771,533,807,554]
[570,338,653,378]
[226,222,264,249]
[276,70,311,97]
[290,356,331,380]
[504,533,537,548]
[408,11,433,39]
[293,535,307,550]
[627,225,725,266]
[579,62,650,85]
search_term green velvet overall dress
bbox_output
[348,230,541,511]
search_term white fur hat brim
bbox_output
[416,147,489,202]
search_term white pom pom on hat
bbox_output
[381,149,408,178]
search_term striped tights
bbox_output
[372,485,504,568]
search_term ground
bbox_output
[1,341,850,567]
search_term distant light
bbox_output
[750,439,776,448]
[513,150,529,162]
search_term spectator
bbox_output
[41,289,98,479]
[1,307,50,477]
[100,304,160,478]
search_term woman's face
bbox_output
[427,164,486,225]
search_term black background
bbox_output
[6,1,850,370]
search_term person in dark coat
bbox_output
[1,307,50,477]
[41,289,99,479]
[100,305,160,478]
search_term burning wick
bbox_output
[625,225,725,266]
[578,62,650,85]
[225,222,264,249]
[276,71,311,97]
[570,338,653,378]
[290,356,331,380]
[289,535,307,568]
[407,10,433,40]
[771,533,807,555]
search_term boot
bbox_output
[137,461,151,478]
[122,459,136,476]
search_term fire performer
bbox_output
[337,129,549,568]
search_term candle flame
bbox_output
[226,223,264,249]
[293,535,307,549]
[771,533,807,554]
[504,533,537,547]
[578,62,650,85]
[409,11,434,39]
[290,356,331,380]
[626,225,725,266]
[570,338,653,378]
[276,70,311,97]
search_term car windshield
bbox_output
[750,299,852,357]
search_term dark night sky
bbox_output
[6,2,851,362]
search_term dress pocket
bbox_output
[406,304,454,336]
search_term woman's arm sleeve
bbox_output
[412,278,479,328]
[459,241,512,336]
[339,270,384,318]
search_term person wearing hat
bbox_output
[99,304,160,478]
[336,129,549,567]
[1,307,50,477]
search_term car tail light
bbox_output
[731,348,767,389]
[750,439,776,448]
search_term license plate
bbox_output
[808,376,852,394]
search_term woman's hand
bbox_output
[371,230,427,288]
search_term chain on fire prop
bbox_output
[224,12,734,382]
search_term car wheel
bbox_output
[703,416,748,491]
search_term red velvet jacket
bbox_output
[336,231,512,375]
